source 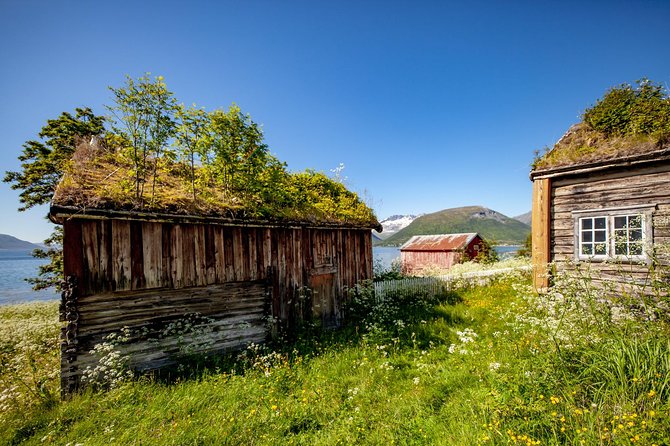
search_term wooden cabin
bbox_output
[400,233,484,274]
[530,123,670,291]
[51,205,378,393]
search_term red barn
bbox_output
[400,233,485,274]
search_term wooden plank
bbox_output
[172,225,184,289]
[142,222,162,289]
[181,225,195,287]
[81,221,100,294]
[130,221,145,290]
[233,228,244,281]
[223,227,235,282]
[271,229,281,320]
[204,225,217,285]
[214,226,225,283]
[63,219,84,287]
[532,178,552,291]
[247,228,257,281]
[98,220,112,292]
[193,224,206,286]
[112,220,132,291]
[161,224,174,289]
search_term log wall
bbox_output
[60,218,373,393]
[549,163,670,285]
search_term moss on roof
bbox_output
[51,141,380,230]
[531,122,667,171]
[532,79,670,172]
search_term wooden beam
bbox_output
[532,178,552,291]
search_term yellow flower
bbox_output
[648,390,657,397]
[271,405,278,410]
[649,410,656,417]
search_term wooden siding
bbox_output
[549,163,670,285]
[401,251,462,274]
[60,219,373,392]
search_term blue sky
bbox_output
[1,0,669,243]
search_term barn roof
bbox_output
[530,122,670,180]
[400,233,479,251]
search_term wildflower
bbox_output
[648,389,656,397]
[412,377,420,385]
[488,362,501,372]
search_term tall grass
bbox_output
[1,263,669,445]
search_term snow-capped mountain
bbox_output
[373,214,419,240]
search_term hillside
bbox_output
[0,234,40,250]
[513,211,531,226]
[378,206,530,246]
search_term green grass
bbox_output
[1,272,669,445]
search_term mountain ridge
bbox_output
[377,206,530,247]
[373,214,420,240]
[0,234,41,250]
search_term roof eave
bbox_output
[530,149,670,181]
[49,205,382,231]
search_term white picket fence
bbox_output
[373,266,531,301]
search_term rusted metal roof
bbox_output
[400,233,479,251]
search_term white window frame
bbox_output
[573,205,654,262]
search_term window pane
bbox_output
[613,229,626,242]
[615,242,627,255]
[630,229,642,242]
[614,216,627,229]
[582,231,592,242]
[629,215,642,228]
[595,243,606,254]
[595,230,606,242]
[581,244,593,255]
[581,218,592,230]
[595,217,606,229]
[630,243,643,255]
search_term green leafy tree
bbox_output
[175,104,209,203]
[472,239,499,264]
[517,233,532,258]
[3,108,105,290]
[205,105,270,202]
[583,78,670,140]
[107,74,178,204]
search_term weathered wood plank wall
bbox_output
[549,164,670,285]
[60,218,373,392]
[400,251,462,274]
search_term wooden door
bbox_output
[310,270,337,327]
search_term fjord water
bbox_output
[0,250,58,305]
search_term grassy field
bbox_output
[1,267,669,445]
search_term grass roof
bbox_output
[531,122,669,172]
[532,79,670,173]
[51,140,381,230]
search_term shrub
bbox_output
[583,78,670,140]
